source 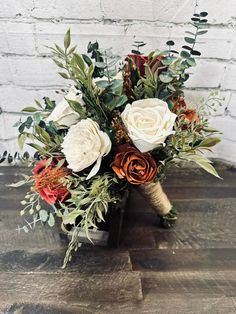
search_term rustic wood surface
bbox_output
[0,163,236,313]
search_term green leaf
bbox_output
[64,29,71,49]
[62,209,81,225]
[166,40,175,46]
[22,107,38,113]
[199,137,221,147]
[82,54,92,66]
[200,12,208,17]
[48,213,55,227]
[182,45,192,51]
[56,158,65,168]
[18,133,27,150]
[197,30,208,35]
[180,51,190,58]
[73,53,86,71]
[39,209,48,222]
[191,50,201,56]
[95,62,107,69]
[53,59,64,68]
[159,73,173,83]
[203,127,219,133]
[195,160,221,179]
[55,44,64,54]
[184,37,195,44]
[185,31,195,36]
[95,80,110,88]
[191,17,200,22]
[186,58,196,66]
[58,72,69,79]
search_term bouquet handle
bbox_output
[137,181,172,216]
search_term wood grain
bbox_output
[1,164,236,313]
[0,272,142,304]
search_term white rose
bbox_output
[121,98,177,152]
[46,86,83,127]
[61,118,111,179]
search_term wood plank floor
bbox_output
[0,162,236,313]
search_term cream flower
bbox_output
[46,86,83,127]
[61,118,111,179]
[121,98,177,152]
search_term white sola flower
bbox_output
[46,86,83,127]
[121,98,177,152]
[61,118,112,179]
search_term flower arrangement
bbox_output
[10,9,223,267]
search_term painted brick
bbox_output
[0,22,36,55]
[227,93,236,117]
[102,0,154,21]
[0,0,34,18]
[185,60,226,89]
[35,22,126,55]
[221,63,236,91]
[8,57,65,87]
[153,0,236,24]
[0,113,22,140]
[0,86,61,113]
[208,116,236,142]
[32,0,102,20]
[0,138,19,156]
[0,58,13,84]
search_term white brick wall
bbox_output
[0,0,236,163]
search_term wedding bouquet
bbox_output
[10,10,222,267]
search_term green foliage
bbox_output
[132,41,146,55]
[181,11,209,57]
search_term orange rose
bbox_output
[111,144,158,185]
[181,109,200,124]
[172,97,187,113]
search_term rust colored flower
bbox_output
[111,144,158,185]
[181,109,200,124]
[33,159,69,205]
[172,97,187,113]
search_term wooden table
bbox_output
[0,163,236,313]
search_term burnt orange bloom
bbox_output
[181,109,200,124]
[33,159,69,204]
[111,144,158,185]
[172,97,187,113]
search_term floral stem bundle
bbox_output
[138,182,172,216]
[9,8,223,267]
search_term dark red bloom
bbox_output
[33,159,69,205]
[127,54,163,77]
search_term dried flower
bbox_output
[33,159,69,204]
[111,144,158,185]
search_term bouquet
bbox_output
[10,9,222,267]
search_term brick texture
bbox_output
[0,0,235,163]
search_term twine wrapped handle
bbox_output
[138,181,171,215]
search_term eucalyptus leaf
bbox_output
[184,37,195,44]
[159,73,173,83]
[48,213,55,227]
[39,209,48,222]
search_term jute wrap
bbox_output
[138,181,172,215]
